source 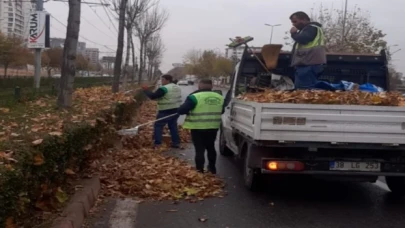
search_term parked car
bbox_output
[188,80,194,85]
[178,80,188,85]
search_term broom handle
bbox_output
[244,44,271,73]
[136,113,178,128]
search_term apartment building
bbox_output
[0,0,34,39]
[85,48,99,66]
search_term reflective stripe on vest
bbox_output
[297,25,325,49]
[183,91,224,129]
[157,83,182,110]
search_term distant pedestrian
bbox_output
[142,74,182,148]
[178,79,225,174]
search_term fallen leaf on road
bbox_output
[32,139,43,146]
[64,168,76,175]
[0,108,10,113]
[55,187,68,203]
[49,131,63,137]
[166,209,178,212]
[198,218,208,222]
[33,154,45,166]
[5,217,16,228]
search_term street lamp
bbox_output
[264,23,281,44]
[391,49,402,55]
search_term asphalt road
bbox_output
[87,85,405,228]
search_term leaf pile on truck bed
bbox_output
[238,89,405,106]
[88,101,226,202]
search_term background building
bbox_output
[101,56,115,71]
[225,46,245,60]
[0,0,34,39]
[85,48,99,66]
[225,46,262,61]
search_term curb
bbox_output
[51,176,101,228]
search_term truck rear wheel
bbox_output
[219,129,233,157]
[386,176,405,196]
[243,144,261,191]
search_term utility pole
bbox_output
[264,23,281,44]
[34,0,44,89]
[341,0,348,45]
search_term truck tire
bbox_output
[386,176,405,196]
[243,143,261,191]
[219,129,233,157]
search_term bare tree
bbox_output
[115,0,151,88]
[134,5,168,84]
[112,0,128,92]
[146,34,165,80]
[130,36,137,82]
[57,0,81,108]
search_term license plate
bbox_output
[329,161,381,172]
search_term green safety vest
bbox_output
[157,83,182,111]
[297,25,325,49]
[183,91,224,130]
[292,24,326,66]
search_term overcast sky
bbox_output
[45,0,404,74]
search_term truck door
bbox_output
[221,63,240,153]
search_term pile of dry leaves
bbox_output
[88,101,225,201]
[0,86,136,163]
[238,89,405,106]
[0,86,135,143]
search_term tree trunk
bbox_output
[148,62,152,81]
[123,26,131,90]
[138,40,145,84]
[47,68,52,78]
[57,0,81,108]
[4,64,8,77]
[143,45,147,79]
[131,36,136,83]
[112,0,128,92]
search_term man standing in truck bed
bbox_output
[289,11,327,89]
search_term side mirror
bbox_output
[213,90,223,96]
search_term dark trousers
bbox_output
[153,109,180,146]
[294,64,324,89]
[190,129,218,172]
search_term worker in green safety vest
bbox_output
[142,74,182,148]
[177,79,225,174]
[289,11,327,89]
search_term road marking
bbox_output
[374,180,390,192]
[109,198,139,228]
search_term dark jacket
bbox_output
[178,89,225,115]
[291,22,327,67]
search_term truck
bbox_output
[220,46,405,195]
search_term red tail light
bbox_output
[265,161,304,171]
